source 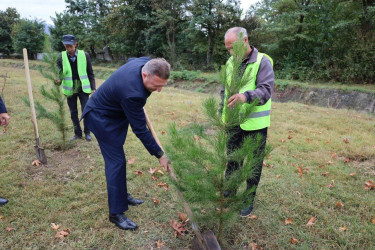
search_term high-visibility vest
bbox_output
[61,50,91,96]
[222,52,273,131]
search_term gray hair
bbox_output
[142,58,171,79]
[224,27,248,39]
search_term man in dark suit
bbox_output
[0,95,10,206]
[82,57,170,230]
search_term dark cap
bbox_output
[62,34,76,45]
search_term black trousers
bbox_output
[225,126,268,204]
[67,92,90,137]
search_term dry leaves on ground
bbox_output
[178,211,189,223]
[250,242,263,250]
[6,227,14,232]
[285,218,292,225]
[306,216,316,227]
[364,180,375,190]
[127,158,135,165]
[327,180,335,189]
[335,202,344,208]
[32,160,41,166]
[134,170,143,175]
[169,219,187,237]
[290,238,299,244]
[155,240,165,248]
[51,223,61,230]
[151,197,160,204]
[339,225,348,232]
[55,229,70,239]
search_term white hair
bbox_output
[224,27,248,40]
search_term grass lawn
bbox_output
[0,60,374,249]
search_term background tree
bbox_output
[11,19,45,58]
[0,8,20,56]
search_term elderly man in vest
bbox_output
[82,57,171,230]
[57,34,96,141]
[222,27,274,217]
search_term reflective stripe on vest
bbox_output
[61,50,91,95]
[222,52,273,131]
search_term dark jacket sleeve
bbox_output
[244,56,274,105]
[85,52,96,90]
[120,97,163,158]
[0,95,7,113]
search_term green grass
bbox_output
[0,60,374,249]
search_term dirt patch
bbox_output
[26,148,96,182]
[352,158,375,176]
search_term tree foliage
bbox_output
[11,19,45,58]
[0,8,20,55]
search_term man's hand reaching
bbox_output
[159,155,170,172]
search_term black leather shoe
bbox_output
[127,193,144,206]
[0,197,8,206]
[85,134,92,141]
[240,204,254,217]
[70,135,82,141]
[109,213,137,230]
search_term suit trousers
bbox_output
[85,110,129,214]
[225,126,268,204]
[67,92,90,137]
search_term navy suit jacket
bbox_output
[82,57,162,157]
[0,96,7,113]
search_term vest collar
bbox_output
[244,46,258,64]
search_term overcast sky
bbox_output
[0,0,260,25]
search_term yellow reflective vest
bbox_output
[61,50,91,96]
[222,52,273,131]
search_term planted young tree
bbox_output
[35,36,69,150]
[166,36,270,244]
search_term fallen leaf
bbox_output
[305,138,311,142]
[248,214,258,220]
[349,172,356,176]
[193,135,200,141]
[290,238,298,244]
[319,164,325,169]
[127,158,135,165]
[330,152,338,159]
[149,168,158,174]
[287,135,293,139]
[339,225,348,231]
[321,172,329,177]
[0,216,3,220]
[152,176,158,181]
[201,209,206,214]
[280,139,286,143]
[371,218,375,224]
[6,227,14,232]
[343,158,351,163]
[51,223,61,230]
[151,197,160,204]
[164,184,170,191]
[306,216,316,227]
[335,202,344,208]
[285,218,292,225]
[327,180,335,189]
[364,179,375,190]
[32,160,41,166]
[55,229,70,239]
[327,161,333,165]
[276,175,281,179]
[157,182,167,187]
[178,211,189,223]
[161,131,166,135]
[157,169,164,175]
[169,220,187,237]
[343,138,349,144]
[297,166,304,177]
[135,170,143,175]
[156,240,165,248]
[250,242,263,250]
